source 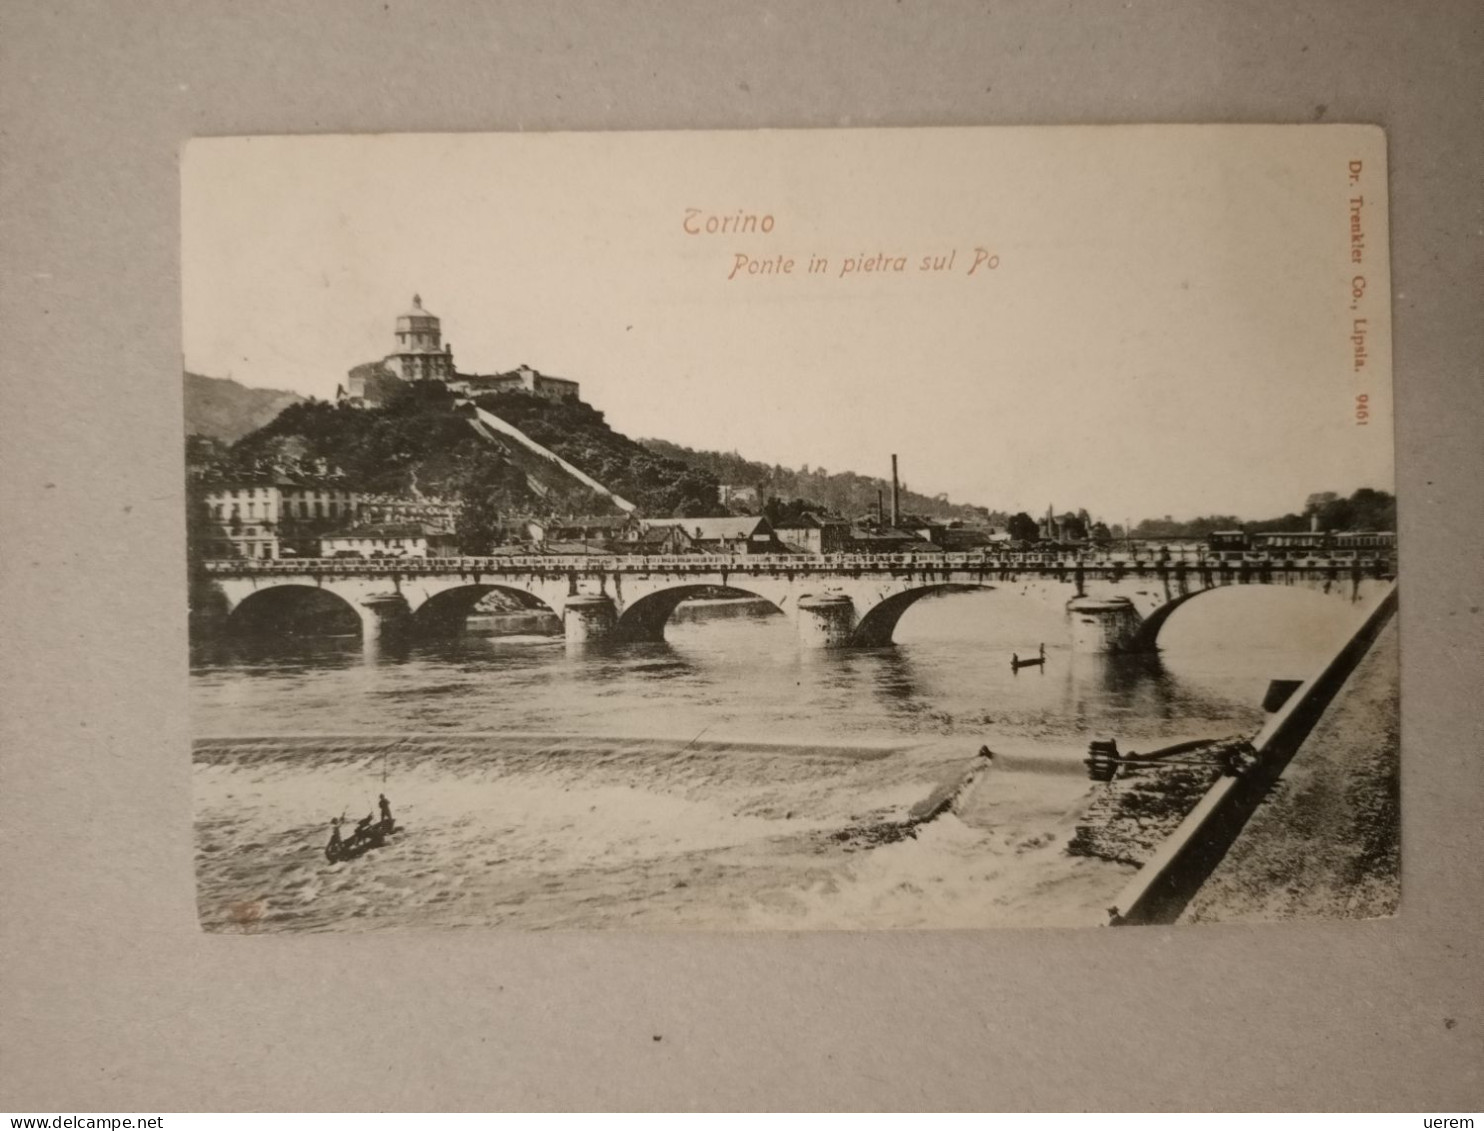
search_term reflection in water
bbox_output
[193,586,1372,749]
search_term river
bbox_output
[192,585,1370,932]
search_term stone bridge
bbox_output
[201,550,1396,653]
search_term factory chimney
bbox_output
[890,454,901,528]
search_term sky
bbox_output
[182,127,1393,522]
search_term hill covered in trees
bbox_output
[188,381,725,540]
[184,372,305,442]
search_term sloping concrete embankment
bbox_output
[466,404,636,513]
[1107,584,1399,926]
[1180,612,1400,923]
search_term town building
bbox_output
[336,297,581,407]
[845,524,943,555]
[318,522,459,559]
[919,524,995,552]
[199,462,460,560]
[773,512,852,554]
[355,492,459,533]
[525,514,636,548]
[718,484,761,509]
[202,476,360,560]
[1037,504,1089,543]
[639,515,784,555]
[630,524,689,554]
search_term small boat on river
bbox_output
[1011,644,1047,671]
[324,795,401,863]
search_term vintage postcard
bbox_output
[183,126,1395,933]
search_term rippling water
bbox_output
[191,586,1372,931]
[193,587,1365,745]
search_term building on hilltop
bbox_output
[339,361,406,409]
[387,293,455,383]
[449,365,580,403]
[336,296,581,407]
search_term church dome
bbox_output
[396,293,440,330]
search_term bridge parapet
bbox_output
[202,551,1396,579]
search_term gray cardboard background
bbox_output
[1,0,1480,1112]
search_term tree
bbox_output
[185,474,233,631]
[453,456,527,554]
[1007,512,1040,543]
[1060,513,1089,542]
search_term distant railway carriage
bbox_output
[1250,530,1329,554]
[1199,529,1396,556]
[1330,530,1396,553]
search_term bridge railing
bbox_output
[201,550,1397,575]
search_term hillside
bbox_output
[197,382,725,551]
[184,371,305,442]
[470,392,719,517]
[640,438,999,522]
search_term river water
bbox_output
[192,586,1370,932]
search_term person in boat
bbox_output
[378,793,393,826]
[354,813,375,839]
[1039,642,1045,660]
[327,817,343,856]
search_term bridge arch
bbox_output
[614,584,786,644]
[409,583,559,636]
[850,583,989,647]
[1117,572,1380,653]
[227,584,364,638]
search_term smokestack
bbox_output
[890,455,901,528]
[877,488,884,525]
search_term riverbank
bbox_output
[1180,615,1400,922]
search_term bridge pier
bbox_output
[1067,595,1144,654]
[563,594,618,645]
[796,593,856,648]
[357,592,410,642]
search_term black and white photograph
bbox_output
[183,126,1398,933]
